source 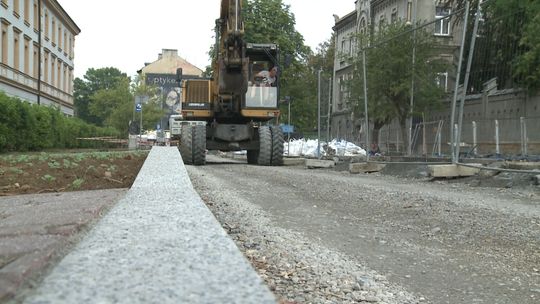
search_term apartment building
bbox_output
[331,0,461,139]
[0,0,80,115]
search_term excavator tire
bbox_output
[192,124,206,166]
[179,125,193,165]
[257,126,272,166]
[270,126,284,165]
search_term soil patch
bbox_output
[0,151,148,196]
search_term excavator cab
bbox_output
[242,43,280,120]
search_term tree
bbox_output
[74,67,129,125]
[94,75,165,136]
[348,21,447,148]
[207,0,333,132]
[454,0,540,91]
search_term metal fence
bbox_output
[373,115,540,158]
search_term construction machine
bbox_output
[176,0,284,166]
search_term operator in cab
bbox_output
[256,66,278,87]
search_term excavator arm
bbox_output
[215,0,249,108]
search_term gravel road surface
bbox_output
[187,155,540,304]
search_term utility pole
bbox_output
[362,50,369,162]
[317,70,322,159]
[327,78,331,142]
[450,1,470,163]
[408,0,418,156]
[37,0,42,105]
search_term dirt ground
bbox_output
[0,150,148,196]
[187,155,540,304]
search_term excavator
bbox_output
[174,0,284,166]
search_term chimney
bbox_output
[163,49,178,58]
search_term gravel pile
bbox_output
[189,168,420,304]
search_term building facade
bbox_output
[332,10,357,140]
[0,0,80,115]
[331,0,461,141]
[138,49,204,129]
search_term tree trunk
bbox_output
[399,117,408,154]
[372,121,385,145]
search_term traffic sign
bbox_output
[135,103,142,112]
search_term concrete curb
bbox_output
[24,147,276,304]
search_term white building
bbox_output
[0,0,80,115]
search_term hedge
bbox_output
[0,92,119,153]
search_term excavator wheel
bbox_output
[192,124,206,166]
[179,125,193,165]
[257,126,272,166]
[270,126,284,166]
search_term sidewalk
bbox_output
[6,147,275,303]
[0,189,127,302]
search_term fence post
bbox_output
[396,130,400,153]
[472,121,477,156]
[437,120,443,157]
[422,120,427,156]
[495,119,500,157]
[454,124,459,159]
[520,117,528,156]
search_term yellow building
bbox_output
[0,0,80,115]
[138,49,204,130]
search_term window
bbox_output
[68,68,73,94]
[63,30,67,52]
[349,37,354,55]
[44,50,49,83]
[57,25,62,50]
[341,39,346,53]
[24,36,30,74]
[14,29,21,70]
[359,18,366,34]
[57,59,61,89]
[378,15,386,30]
[407,1,413,23]
[391,8,398,23]
[14,0,20,17]
[24,0,30,23]
[436,72,448,92]
[33,43,38,78]
[33,1,38,31]
[44,11,49,39]
[435,7,451,36]
[52,18,56,45]
[68,34,73,57]
[63,63,68,92]
[1,23,7,64]
[51,56,56,86]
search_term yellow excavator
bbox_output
[174,0,283,166]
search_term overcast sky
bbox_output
[58,0,355,78]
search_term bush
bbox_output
[0,92,120,153]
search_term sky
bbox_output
[58,0,356,79]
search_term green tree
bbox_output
[89,74,165,136]
[241,0,318,132]
[349,21,447,147]
[454,0,540,91]
[74,67,129,125]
